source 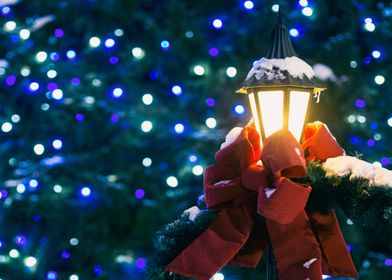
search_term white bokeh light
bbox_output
[142,93,153,105]
[34,144,45,155]
[206,117,217,128]
[141,121,153,132]
[166,176,178,187]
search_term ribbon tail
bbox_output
[266,211,323,280]
[230,217,267,268]
[308,211,359,278]
[166,203,255,280]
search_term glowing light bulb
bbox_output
[387,117,392,127]
[52,139,63,150]
[1,122,12,133]
[374,75,385,85]
[289,28,299,37]
[21,67,30,76]
[35,51,48,63]
[34,144,45,155]
[142,93,153,105]
[29,82,40,92]
[299,0,308,7]
[226,67,237,78]
[114,29,124,36]
[52,89,63,100]
[53,184,62,193]
[166,176,178,187]
[19,29,30,40]
[69,275,79,280]
[234,105,245,115]
[112,88,123,98]
[192,165,203,176]
[171,85,182,95]
[89,37,101,48]
[372,50,381,59]
[141,121,153,132]
[24,256,37,267]
[206,117,217,128]
[302,7,313,16]
[47,70,57,78]
[174,123,184,134]
[16,184,26,193]
[271,4,280,12]
[104,38,115,48]
[212,273,225,280]
[243,1,254,10]
[4,21,16,32]
[142,157,152,167]
[69,238,79,246]
[81,187,91,197]
[9,249,20,258]
[212,19,223,29]
[66,50,76,59]
[160,40,170,50]
[193,65,205,76]
[132,47,145,59]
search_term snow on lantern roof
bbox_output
[236,10,326,94]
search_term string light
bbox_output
[1,122,13,133]
[69,238,79,246]
[24,256,37,268]
[142,93,153,105]
[35,51,48,62]
[4,21,16,32]
[243,1,254,10]
[52,89,63,100]
[104,38,115,48]
[174,123,184,134]
[171,85,182,95]
[80,187,91,197]
[271,4,280,13]
[66,50,76,59]
[166,176,178,187]
[374,75,385,85]
[141,121,153,132]
[34,144,45,155]
[302,7,313,17]
[289,28,299,37]
[69,275,79,280]
[142,157,152,167]
[299,0,308,7]
[19,29,30,40]
[9,249,20,258]
[212,19,223,29]
[205,117,217,128]
[372,50,381,59]
[234,105,245,115]
[193,65,205,76]
[212,273,224,280]
[112,87,124,98]
[89,37,101,48]
[114,29,124,36]
[47,70,57,79]
[132,47,145,59]
[226,67,237,78]
[160,40,170,50]
[16,184,26,194]
[53,184,63,193]
[192,165,203,176]
[52,139,63,150]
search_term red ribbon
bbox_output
[166,122,358,280]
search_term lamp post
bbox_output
[236,10,325,143]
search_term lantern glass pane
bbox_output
[248,92,262,137]
[288,90,310,141]
[258,91,284,138]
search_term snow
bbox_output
[313,63,337,82]
[303,258,317,269]
[323,156,392,187]
[246,56,315,81]
[220,127,242,150]
[265,188,276,198]
[183,206,201,221]
[214,180,232,186]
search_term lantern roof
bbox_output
[236,9,326,94]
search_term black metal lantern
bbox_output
[236,11,326,142]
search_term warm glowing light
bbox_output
[166,176,178,187]
[192,165,203,176]
[288,91,310,141]
[24,256,37,267]
[258,91,284,138]
[248,93,262,137]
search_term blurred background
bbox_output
[0,0,391,279]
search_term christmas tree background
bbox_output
[0,0,391,279]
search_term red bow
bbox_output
[166,123,358,280]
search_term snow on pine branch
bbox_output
[323,156,392,187]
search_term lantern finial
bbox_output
[266,9,297,59]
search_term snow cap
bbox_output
[236,9,326,94]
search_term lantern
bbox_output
[236,11,326,142]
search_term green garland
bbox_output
[148,162,392,279]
